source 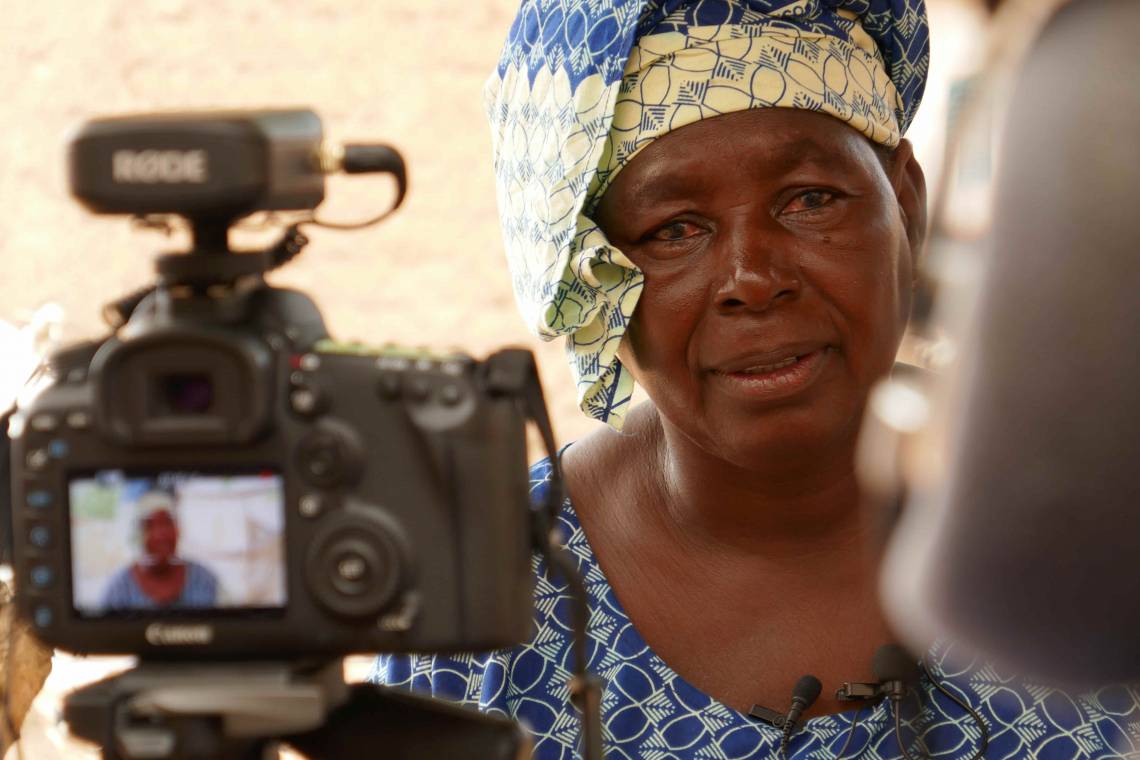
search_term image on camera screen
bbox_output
[68,470,287,616]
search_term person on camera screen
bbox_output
[374,0,1139,757]
[100,489,221,610]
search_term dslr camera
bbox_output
[4,109,548,661]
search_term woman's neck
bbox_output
[139,556,180,574]
[639,404,877,567]
[562,402,898,715]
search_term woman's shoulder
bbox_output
[557,401,658,512]
[103,564,137,593]
[183,560,219,588]
[531,407,650,512]
[371,649,519,712]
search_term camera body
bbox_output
[5,110,538,660]
[9,287,535,658]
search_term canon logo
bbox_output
[112,149,208,184]
[144,623,214,646]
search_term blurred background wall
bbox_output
[1,0,605,443]
[1,1,987,756]
[1,0,987,444]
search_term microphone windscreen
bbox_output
[872,645,920,685]
[792,675,822,705]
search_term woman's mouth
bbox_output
[735,355,799,374]
[708,348,831,400]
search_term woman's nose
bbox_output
[712,228,802,314]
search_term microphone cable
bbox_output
[921,655,990,760]
[833,704,866,760]
[877,645,991,760]
[891,694,921,760]
[873,644,924,760]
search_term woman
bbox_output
[101,489,220,610]
[377,1,1139,757]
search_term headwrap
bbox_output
[486,0,929,428]
[133,488,177,554]
[136,489,177,522]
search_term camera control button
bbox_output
[290,387,321,416]
[65,411,92,430]
[326,541,384,600]
[30,414,60,433]
[440,357,473,376]
[30,565,54,588]
[26,448,50,472]
[377,355,411,372]
[26,490,53,510]
[49,439,70,459]
[300,437,341,483]
[439,383,463,406]
[377,374,401,400]
[296,427,362,488]
[405,377,431,402]
[33,606,53,629]
[28,525,52,549]
[336,553,368,584]
[299,493,323,519]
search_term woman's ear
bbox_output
[888,139,928,266]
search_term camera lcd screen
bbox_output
[68,470,287,617]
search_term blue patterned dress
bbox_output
[100,560,219,610]
[374,459,1140,758]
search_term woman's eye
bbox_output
[783,190,835,215]
[649,220,701,242]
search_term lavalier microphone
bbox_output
[832,644,921,760]
[872,643,921,702]
[746,674,821,758]
[780,674,822,758]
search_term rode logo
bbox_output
[112,149,208,184]
[144,623,214,646]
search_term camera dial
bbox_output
[305,507,409,619]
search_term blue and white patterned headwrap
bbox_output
[486,0,930,428]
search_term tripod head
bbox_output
[65,661,529,760]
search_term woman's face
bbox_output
[595,108,924,467]
[143,509,179,562]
